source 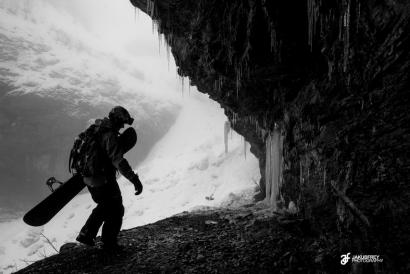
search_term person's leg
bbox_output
[77,186,105,245]
[101,198,124,246]
[100,183,124,247]
[78,206,104,244]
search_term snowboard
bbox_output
[23,127,137,226]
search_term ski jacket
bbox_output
[83,118,135,187]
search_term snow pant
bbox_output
[79,181,124,245]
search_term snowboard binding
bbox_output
[46,177,63,192]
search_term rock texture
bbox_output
[128,0,410,272]
[17,205,341,273]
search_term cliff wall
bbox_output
[130,0,410,270]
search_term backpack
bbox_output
[68,123,106,177]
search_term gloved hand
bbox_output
[131,174,143,195]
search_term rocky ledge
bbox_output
[15,204,360,273]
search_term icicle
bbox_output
[165,38,171,71]
[265,129,283,209]
[243,138,247,159]
[265,132,272,205]
[151,0,155,17]
[146,0,151,15]
[233,113,238,126]
[219,76,223,92]
[236,65,242,99]
[307,0,312,49]
[320,13,323,37]
[181,76,184,96]
[147,0,158,34]
[146,0,155,17]
[262,1,278,57]
[256,122,260,138]
[343,0,351,72]
[236,73,240,98]
[158,32,161,55]
[307,0,320,51]
[262,129,266,139]
[224,121,230,154]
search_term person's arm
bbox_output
[104,132,134,179]
[104,132,143,194]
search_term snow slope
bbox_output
[0,0,178,105]
[0,0,182,211]
[0,93,260,273]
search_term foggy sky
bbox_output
[0,0,194,212]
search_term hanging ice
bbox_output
[343,0,351,72]
[146,0,155,17]
[243,137,247,159]
[224,120,231,153]
[307,0,320,51]
[236,65,242,98]
[181,76,184,95]
[265,127,283,209]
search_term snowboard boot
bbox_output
[76,232,95,247]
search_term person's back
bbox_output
[82,117,132,187]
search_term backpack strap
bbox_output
[68,135,83,174]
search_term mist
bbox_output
[0,0,192,214]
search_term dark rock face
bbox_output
[131,0,410,271]
[17,207,332,273]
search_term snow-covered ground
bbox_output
[0,93,260,273]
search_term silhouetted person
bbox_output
[76,106,143,249]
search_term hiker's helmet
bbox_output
[109,106,134,126]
